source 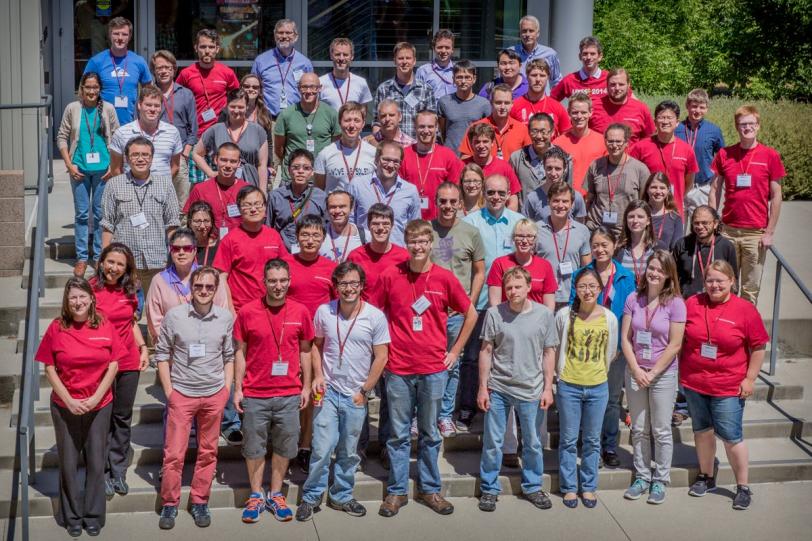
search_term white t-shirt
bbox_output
[318,223,367,263]
[319,72,374,111]
[314,300,390,396]
[314,140,377,192]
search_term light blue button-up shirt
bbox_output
[349,176,421,247]
[511,42,563,93]
[416,61,457,100]
[251,48,314,116]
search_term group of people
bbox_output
[42,12,783,537]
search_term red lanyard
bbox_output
[110,52,129,95]
[373,179,397,206]
[643,301,659,331]
[409,265,433,304]
[200,243,211,266]
[82,107,100,151]
[414,146,437,196]
[214,182,234,227]
[196,69,214,110]
[328,225,352,263]
[604,156,628,203]
[339,142,362,183]
[431,62,453,85]
[657,138,677,177]
[654,213,666,242]
[630,247,645,283]
[330,73,352,105]
[227,121,247,144]
[739,144,759,175]
[265,301,289,362]
[336,301,364,364]
[703,298,729,344]
[601,264,615,307]
[685,122,700,149]
[550,219,571,262]
[694,235,716,281]
[162,89,175,123]
[276,50,296,86]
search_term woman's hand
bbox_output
[739,377,756,399]
[67,164,84,181]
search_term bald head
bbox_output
[298,72,322,106]
[484,174,510,214]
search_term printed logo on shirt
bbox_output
[283,321,303,326]
[621,117,642,125]
[87,336,112,341]
[750,162,768,168]
[719,318,736,325]
[314,276,332,284]
[673,156,688,162]
[424,289,446,297]
[110,67,131,79]
[263,245,280,250]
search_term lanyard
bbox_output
[604,156,628,203]
[110,51,129,95]
[265,301,289,362]
[703,298,729,344]
[372,179,397,206]
[136,120,158,142]
[275,49,296,86]
[162,89,175,123]
[336,301,364,365]
[685,121,701,149]
[601,264,615,308]
[214,181,235,227]
[654,213,666,242]
[431,62,453,85]
[550,219,571,263]
[198,243,211,266]
[414,145,437,196]
[409,265,433,304]
[630,246,646,283]
[693,235,716,282]
[739,144,759,175]
[643,301,659,331]
[330,73,352,105]
[328,224,353,263]
[196,69,213,110]
[82,107,100,151]
[657,138,677,177]
[227,121,247,143]
[339,141,362,183]
[133,180,151,211]
[288,187,313,221]
[303,104,319,136]
[494,121,510,156]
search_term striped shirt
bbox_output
[109,120,183,177]
[374,77,437,139]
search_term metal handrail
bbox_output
[2,95,52,541]
[767,244,812,376]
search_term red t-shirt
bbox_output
[399,144,464,220]
[550,70,609,104]
[373,262,471,375]
[680,293,769,397]
[212,225,289,313]
[629,136,699,215]
[590,95,656,144]
[462,156,522,196]
[711,143,786,230]
[553,129,607,194]
[509,95,571,137]
[486,254,558,303]
[175,62,240,136]
[90,278,140,371]
[35,318,126,410]
[286,254,337,318]
[234,298,315,398]
[183,177,250,233]
[346,243,410,304]
[458,117,531,161]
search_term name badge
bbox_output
[736,174,752,188]
[219,226,229,239]
[227,203,241,218]
[189,343,206,358]
[271,361,289,376]
[602,211,618,224]
[412,316,423,332]
[201,108,216,122]
[420,197,429,210]
[85,152,101,164]
[404,93,419,108]
[280,90,289,109]
[412,295,431,315]
[290,243,301,255]
[641,348,652,361]
[701,343,718,360]
[503,238,513,250]
[306,138,316,152]
[636,331,652,346]
[114,95,128,108]
[558,261,574,275]
[129,212,148,229]
[497,149,504,159]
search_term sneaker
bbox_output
[191,503,211,527]
[732,485,752,510]
[104,478,115,499]
[523,490,553,510]
[410,417,419,438]
[647,482,666,505]
[295,501,317,522]
[111,476,129,495]
[478,493,497,512]
[223,429,244,446]
[455,410,474,432]
[266,491,293,522]
[327,498,367,517]
[602,451,620,468]
[688,474,717,497]
[297,449,312,474]
[241,492,265,523]
[158,505,177,530]
[671,412,689,427]
[624,478,649,500]
[438,418,457,438]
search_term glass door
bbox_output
[73,0,137,88]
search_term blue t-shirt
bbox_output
[72,106,111,172]
[84,50,152,124]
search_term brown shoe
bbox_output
[415,492,454,515]
[73,260,88,278]
[378,494,408,517]
[502,453,520,468]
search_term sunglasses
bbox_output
[170,245,196,254]
[192,283,216,292]
[486,190,508,197]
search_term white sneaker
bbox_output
[438,418,457,438]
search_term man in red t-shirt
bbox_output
[459,84,531,162]
[550,36,608,105]
[709,105,785,305]
[399,110,463,220]
[374,220,477,518]
[183,142,249,236]
[175,29,240,137]
[553,92,607,194]
[212,186,289,313]
[629,100,699,215]
[233,257,314,522]
[589,68,655,144]
[461,123,521,210]
[510,59,570,137]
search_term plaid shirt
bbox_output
[101,173,181,269]
[374,77,437,139]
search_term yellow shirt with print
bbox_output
[561,314,610,386]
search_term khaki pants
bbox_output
[172,156,191,210]
[721,225,766,305]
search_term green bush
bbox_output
[640,95,812,200]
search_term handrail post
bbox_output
[769,260,782,376]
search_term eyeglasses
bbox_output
[170,245,196,254]
[576,284,601,292]
[485,189,507,197]
[462,179,482,185]
[529,128,552,136]
[437,198,459,205]
[192,283,216,292]
[514,234,536,241]
[737,122,758,128]
[406,239,431,247]
[299,84,320,91]
[336,280,361,289]
[605,140,626,146]
[298,233,324,241]
[190,218,212,226]
[128,152,153,159]
[243,84,261,90]
[240,202,265,210]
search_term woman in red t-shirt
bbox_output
[680,260,768,510]
[35,278,122,537]
[91,243,149,498]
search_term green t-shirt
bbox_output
[72,106,110,173]
[274,102,341,180]
[430,219,485,296]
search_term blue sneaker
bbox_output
[241,492,265,523]
[623,478,649,500]
[266,491,293,522]
[647,482,666,504]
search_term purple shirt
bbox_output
[623,292,686,371]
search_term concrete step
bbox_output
[21,257,83,290]
[3,437,812,518]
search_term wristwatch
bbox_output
[361,387,376,399]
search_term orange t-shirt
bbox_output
[458,116,531,161]
[553,129,607,194]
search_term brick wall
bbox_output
[0,170,25,276]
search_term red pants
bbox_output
[160,386,229,506]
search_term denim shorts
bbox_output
[683,387,744,444]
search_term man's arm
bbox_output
[761,181,783,248]
[233,341,247,413]
[469,259,486,306]
[361,343,389,396]
[477,340,493,411]
[708,174,723,210]
[298,340,314,409]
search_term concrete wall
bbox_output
[0,171,25,276]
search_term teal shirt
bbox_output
[72,106,110,172]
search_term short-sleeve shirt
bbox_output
[373,262,471,375]
[199,122,268,187]
[652,211,684,251]
[346,243,410,304]
[314,140,377,193]
[681,294,769,397]
[399,144,464,220]
[286,254,337,318]
[553,129,607,194]
[522,185,587,223]
[274,102,341,179]
[90,279,140,372]
[462,157,522,196]
[415,61,457,100]
[35,319,125,410]
[478,76,529,100]
[175,62,240,136]
[550,68,608,104]
[675,118,725,185]
[84,50,152,124]
[458,116,531,161]
[183,177,250,233]
[348,177,421,247]
[510,95,571,136]
[251,48,314,116]
[486,254,557,304]
[430,219,485,296]
[109,120,183,178]
[319,72,373,111]
[73,107,111,172]
[711,143,786,229]
[590,95,656,144]
[535,219,592,302]
[437,93,491,156]
[266,184,328,249]
[629,136,699,215]
[583,155,650,234]
[314,300,390,396]
[212,225,289,313]
[482,302,558,401]
[623,292,686,372]
[319,224,367,263]
[673,234,739,298]
[234,298,315,398]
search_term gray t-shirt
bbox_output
[522,185,587,223]
[431,219,485,296]
[535,219,592,302]
[481,302,559,401]
[438,93,491,156]
[583,155,649,235]
[200,122,268,188]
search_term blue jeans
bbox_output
[601,353,624,453]
[302,386,367,504]
[71,170,105,261]
[386,371,447,495]
[557,380,609,494]
[459,310,487,415]
[480,390,546,495]
[439,314,464,421]
[220,384,240,433]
